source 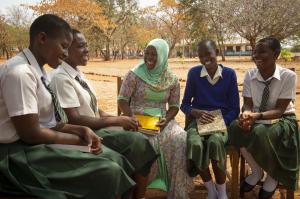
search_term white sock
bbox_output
[204,180,217,199]
[263,174,278,192]
[241,147,263,185]
[216,183,228,199]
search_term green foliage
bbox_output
[280,49,292,62]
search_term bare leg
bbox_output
[199,168,212,182]
[211,160,226,184]
[199,167,217,199]
[212,160,228,199]
[133,173,148,199]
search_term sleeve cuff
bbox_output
[117,96,129,101]
[169,104,180,108]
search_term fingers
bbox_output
[156,118,166,127]
[90,136,102,154]
[199,111,214,124]
[91,146,102,154]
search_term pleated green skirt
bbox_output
[228,114,299,190]
[0,141,135,199]
[185,120,227,177]
[95,129,158,176]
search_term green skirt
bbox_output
[95,129,158,176]
[228,114,300,190]
[0,141,135,199]
[186,120,228,177]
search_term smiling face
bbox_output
[198,43,218,70]
[40,30,73,68]
[144,45,157,70]
[252,42,278,71]
[65,32,89,67]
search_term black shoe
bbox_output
[240,174,263,194]
[258,187,277,199]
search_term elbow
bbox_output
[18,130,44,144]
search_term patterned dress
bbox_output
[119,71,193,199]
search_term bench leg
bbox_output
[240,155,246,198]
[230,150,239,199]
[286,190,294,199]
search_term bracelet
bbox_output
[258,112,263,120]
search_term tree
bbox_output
[179,0,229,61]
[6,5,32,51]
[0,16,13,59]
[180,4,209,53]
[224,0,300,49]
[30,0,111,59]
[151,0,186,57]
[30,0,108,31]
[94,0,139,60]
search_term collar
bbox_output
[251,65,281,82]
[200,64,223,79]
[22,48,49,81]
[60,61,83,79]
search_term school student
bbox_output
[50,29,158,199]
[0,14,135,199]
[228,37,299,199]
[181,40,240,199]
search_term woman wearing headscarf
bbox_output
[118,38,192,199]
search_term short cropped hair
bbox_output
[257,37,281,56]
[29,14,72,42]
[197,40,217,52]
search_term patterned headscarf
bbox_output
[131,38,177,91]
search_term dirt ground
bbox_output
[78,57,300,199]
[1,57,300,198]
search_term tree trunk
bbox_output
[220,38,226,61]
[4,47,10,59]
[216,38,225,61]
[249,37,256,53]
[104,39,111,61]
[169,42,176,58]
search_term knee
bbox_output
[228,120,240,133]
[207,134,225,149]
[103,161,124,179]
[188,137,203,150]
[252,126,268,140]
[131,132,148,143]
[169,130,186,144]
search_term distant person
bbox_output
[180,40,240,199]
[228,37,299,199]
[50,29,158,199]
[118,38,193,199]
[0,14,136,199]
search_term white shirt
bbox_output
[200,65,223,85]
[243,65,296,113]
[50,62,99,118]
[0,48,57,143]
